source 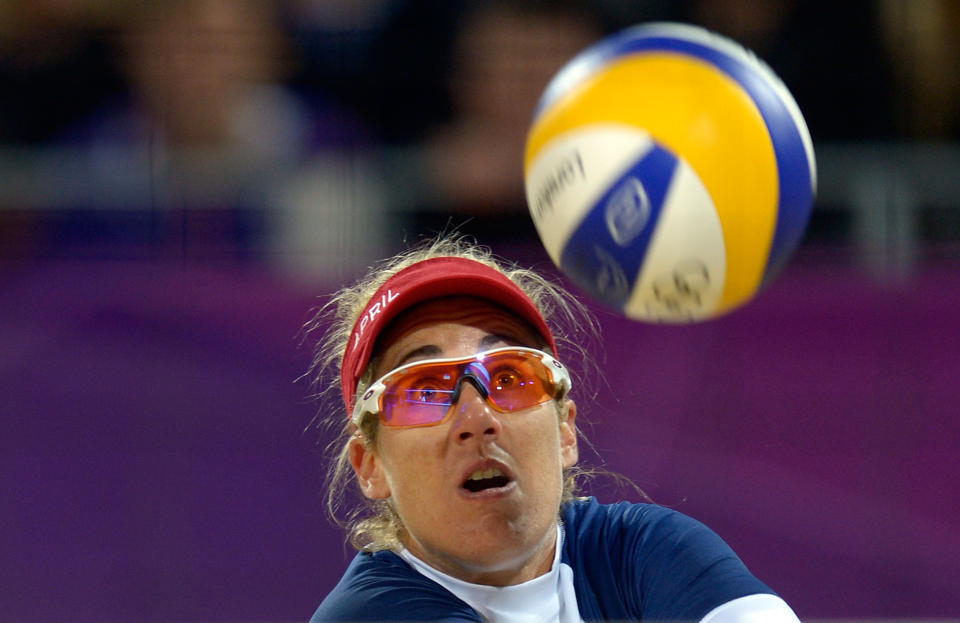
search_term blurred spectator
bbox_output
[384,0,604,246]
[20,0,313,261]
[423,1,602,212]
[72,0,315,160]
[50,0,383,268]
[281,0,416,144]
[0,0,124,143]
[878,0,960,139]
[0,0,390,277]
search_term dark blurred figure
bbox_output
[877,0,960,139]
[282,0,449,146]
[876,0,960,247]
[0,0,123,144]
[1,0,380,265]
[77,0,313,159]
[394,0,606,246]
[35,0,353,262]
[422,1,603,214]
[0,1,124,259]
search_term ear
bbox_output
[349,434,391,499]
[559,398,579,469]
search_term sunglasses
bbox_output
[353,347,572,428]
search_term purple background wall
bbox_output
[2,245,959,621]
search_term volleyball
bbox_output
[524,22,816,323]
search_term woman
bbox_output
[306,235,800,622]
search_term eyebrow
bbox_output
[394,345,443,368]
[393,334,519,368]
[479,333,513,350]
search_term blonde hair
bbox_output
[301,234,600,552]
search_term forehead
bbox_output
[372,296,545,371]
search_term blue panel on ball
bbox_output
[559,144,678,309]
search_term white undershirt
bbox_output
[399,525,584,623]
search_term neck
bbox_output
[401,521,558,586]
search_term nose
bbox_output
[449,378,502,443]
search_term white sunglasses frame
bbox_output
[352,346,572,427]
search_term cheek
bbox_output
[515,411,567,470]
[378,430,446,494]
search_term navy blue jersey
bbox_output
[312,498,774,622]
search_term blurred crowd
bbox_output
[1,0,957,281]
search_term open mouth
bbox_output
[461,467,512,493]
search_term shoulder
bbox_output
[561,498,779,621]
[311,551,481,622]
[562,497,733,569]
[561,496,717,550]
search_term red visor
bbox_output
[340,257,557,415]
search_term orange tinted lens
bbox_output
[482,351,554,412]
[379,362,461,427]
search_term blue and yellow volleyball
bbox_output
[524,22,816,322]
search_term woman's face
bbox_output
[350,297,578,586]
